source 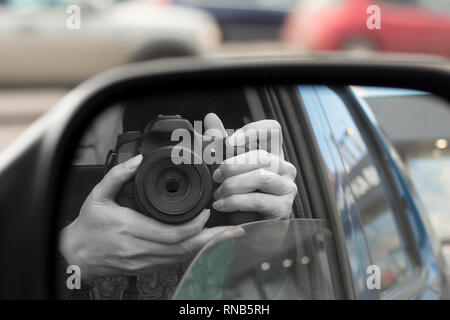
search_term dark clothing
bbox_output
[58,256,191,300]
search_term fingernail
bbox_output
[220,227,246,240]
[212,199,224,211]
[228,227,245,237]
[201,209,211,219]
[125,154,143,170]
[229,129,245,146]
[259,154,272,166]
[212,168,223,183]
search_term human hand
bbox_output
[59,154,239,281]
[204,114,298,220]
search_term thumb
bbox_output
[190,226,245,252]
[93,154,143,200]
[204,113,227,138]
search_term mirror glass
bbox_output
[174,219,336,300]
[56,85,450,300]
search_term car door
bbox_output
[295,85,447,299]
[378,0,450,55]
[0,0,127,84]
[414,0,450,56]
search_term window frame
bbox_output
[273,84,358,299]
[332,86,429,299]
[295,85,380,299]
[288,84,431,299]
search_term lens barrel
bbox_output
[134,146,212,224]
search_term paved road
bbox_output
[0,88,68,150]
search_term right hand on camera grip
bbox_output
[59,154,241,282]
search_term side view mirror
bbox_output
[0,54,449,299]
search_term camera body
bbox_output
[105,115,260,226]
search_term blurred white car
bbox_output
[0,0,221,85]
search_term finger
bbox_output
[92,154,143,201]
[212,193,293,219]
[204,113,227,138]
[205,226,246,244]
[212,150,297,183]
[228,120,282,153]
[213,169,297,200]
[121,208,211,244]
[184,226,244,252]
[122,227,245,261]
[119,235,204,259]
[231,120,281,142]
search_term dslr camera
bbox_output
[105,115,260,226]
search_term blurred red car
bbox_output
[282,0,450,57]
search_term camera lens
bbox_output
[155,167,190,202]
[166,178,179,193]
[134,146,212,224]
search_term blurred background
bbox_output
[1,0,449,269]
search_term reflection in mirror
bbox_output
[353,87,450,241]
[353,87,450,285]
[56,85,450,300]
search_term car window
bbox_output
[299,85,374,299]
[56,86,287,300]
[313,86,415,294]
[174,219,339,300]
